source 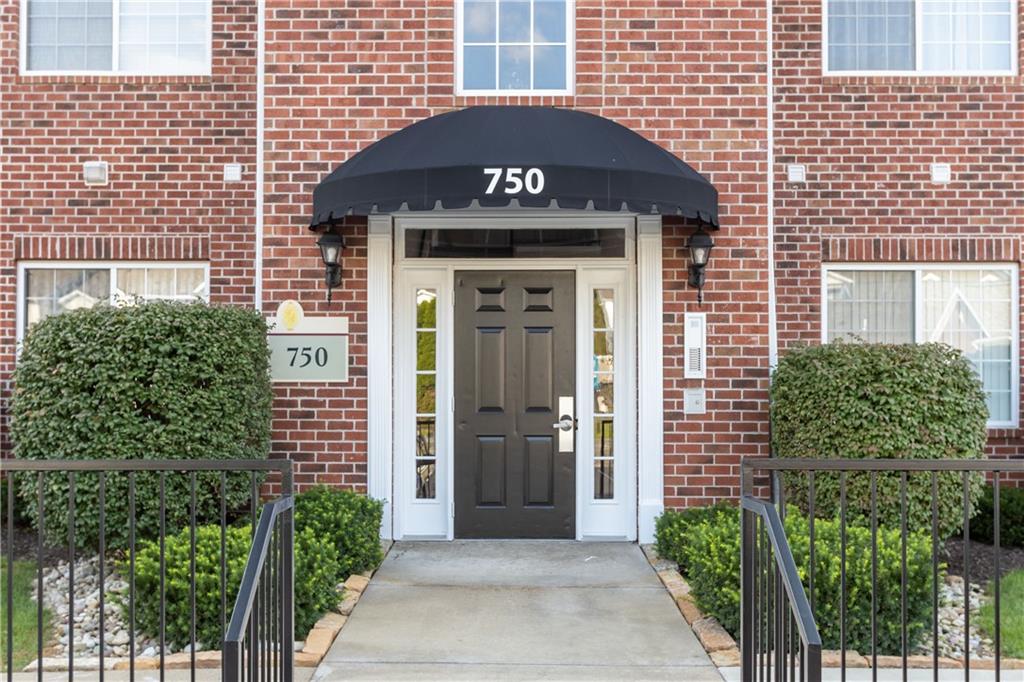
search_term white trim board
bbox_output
[636,216,664,543]
[367,216,394,539]
[388,214,647,541]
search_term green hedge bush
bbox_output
[970,484,1024,548]
[130,523,340,647]
[12,302,273,551]
[654,503,734,575]
[129,486,383,647]
[294,486,384,580]
[771,342,988,539]
[656,505,938,654]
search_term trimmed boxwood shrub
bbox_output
[771,342,988,539]
[656,505,937,654]
[12,301,273,551]
[654,503,734,575]
[970,484,1024,548]
[130,523,340,647]
[129,486,384,648]
[294,486,384,580]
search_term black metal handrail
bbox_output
[745,459,1024,473]
[223,493,294,682]
[1,458,292,680]
[741,457,1024,682]
[741,487,822,682]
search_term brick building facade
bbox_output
[773,0,1024,469]
[1,1,1021,540]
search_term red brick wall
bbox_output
[772,0,1024,464]
[261,0,771,500]
[266,219,369,491]
[4,0,1015,500]
[0,1,259,449]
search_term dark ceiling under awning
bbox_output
[310,106,719,229]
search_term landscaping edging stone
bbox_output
[640,544,1024,671]
[23,539,394,673]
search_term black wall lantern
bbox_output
[686,228,714,304]
[317,232,344,302]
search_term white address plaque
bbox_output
[268,300,349,383]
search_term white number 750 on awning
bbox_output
[483,167,545,195]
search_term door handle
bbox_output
[552,416,575,431]
[556,396,574,452]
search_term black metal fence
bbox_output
[740,458,1024,682]
[1,459,293,681]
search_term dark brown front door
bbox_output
[454,271,576,538]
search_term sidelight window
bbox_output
[592,288,614,500]
[824,264,1019,427]
[415,288,438,499]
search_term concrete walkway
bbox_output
[313,541,721,681]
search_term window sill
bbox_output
[17,73,214,85]
[987,426,1023,439]
[820,72,1020,86]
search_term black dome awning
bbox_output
[310,106,719,228]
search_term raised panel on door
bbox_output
[476,436,506,506]
[454,271,575,538]
[475,327,506,412]
[524,435,554,506]
[522,327,553,412]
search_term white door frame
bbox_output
[368,212,664,542]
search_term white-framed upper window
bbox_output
[455,0,575,95]
[823,263,1020,428]
[21,0,211,75]
[17,261,210,344]
[823,0,1018,75]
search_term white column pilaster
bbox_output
[637,216,664,543]
[367,215,394,538]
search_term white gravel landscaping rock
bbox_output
[32,554,173,660]
[912,574,993,660]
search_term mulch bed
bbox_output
[6,524,67,567]
[943,536,1024,585]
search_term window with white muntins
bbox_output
[457,0,574,94]
[18,262,209,342]
[22,0,210,74]
[824,0,1017,74]
[824,264,1020,427]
